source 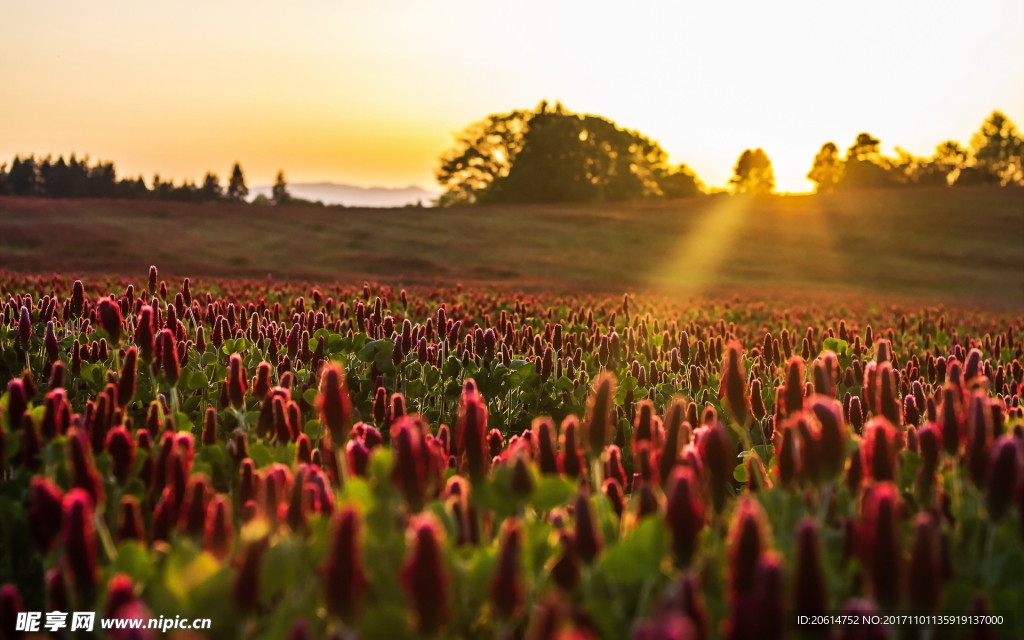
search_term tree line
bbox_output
[437,105,1023,202]
[1,109,1020,206]
[805,111,1024,193]
[0,157,300,205]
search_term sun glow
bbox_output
[0,0,1021,193]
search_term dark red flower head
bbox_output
[665,467,705,567]
[583,372,616,455]
[574,491,603,564]
[97,298,123,345]
[986,436,1021,520]
[226,353,248,410]
[721,340,750,426]
[490,518,525,620]
[457,386,490,483]
[727,497,771,601]
[317,363,353,445]
[856,482,903,608]
[400,514,450,635]
[62,488,98,597]
[28,476,64,552]
[322,507,365,621]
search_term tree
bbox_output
[227,162,248,202]
[435,102,695,205]
[494,110,668,203]
[837,132,897,189]
[730,148,774,195]
[436,108,533,205]
[807,142,843,192]
[660,163,703,199]
[969,111,1024,186]
[932,140,967,185]
[200,172,223,201]
[8,156,41,196]
[272,170,291,205]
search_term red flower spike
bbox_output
[665,467,705,567]
[105,426,136,485]
[321,507,365,621]
[116,496,145,543]
[986,436,1021,520]
[232,537,269,614]
[317,363,353,445]
[721,340,750,426]
[573,492,603,564]
[400,514,450,634]
[490,518,525,620]
[727,497,771,602]
[856,483,903,608]
[62,489,98,597]
[907,511,944,612]
[583,372,616,455]
[226,353,248,410]
[457,387,490,483]
[28,476,64,552]
[793,518,828,620]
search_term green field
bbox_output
[1,186,1021,307]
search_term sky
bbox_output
[1,0,1023,194]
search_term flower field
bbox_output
[0,267,1022,639]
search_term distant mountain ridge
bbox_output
[249,181,438,207]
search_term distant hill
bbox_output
[0,187,1021,307]
[249,182,438,207]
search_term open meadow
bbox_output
[0,186,1023,638]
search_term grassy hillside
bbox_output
[0,187,1021,307]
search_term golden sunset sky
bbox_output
[2,0,1022,193]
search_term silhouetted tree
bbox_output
[970,111,1024,186]
[659,163,703,199]
[436,101,692,205]
[272,170,290,205]
[494,110,668,203]
[227,162,248,202]
[807,142,843,192]
[731,148,774,195]
[436,108,533,205]
[932,141,967,185]
[116,176,150,199]
[200,172,223,201]
[8,156,41,196]
[837,133,897,189]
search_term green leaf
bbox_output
[110,541,155,583]
[358,604,410,640]
[531,476,577,512]
[822,337,849,356]
[598,517,668,584]
[733,463,749,483]
[173,411,195,433]
[302,388,318,406]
